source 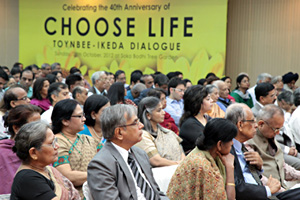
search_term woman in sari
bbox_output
[167,118,236,200]
[11,121,80,200]
[51,99,98,198]
[231,74,253,108]
[78,94,110,151]
[135,96,185,167]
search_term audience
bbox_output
[282,72,299,92]
[30,77,51,112]
[41,82,70,124]
[206,84,225,118]
[19,69,34,98]
[11,121,80,200]
[51,99,98,198]
[248,73,272,105]
[72,86,88,107]
[214,80,233,112]
[226,103,300,200]
[0,104,41,194]
[164,77,186,126]
[79,94,110,151]
[87,104,167,199]
[179,85,212,154]
[107,82,136,107]
[41,63,52,77]
[231,74,253,108]
[88,71,109,96]
[147,88,179,135]
[167,118,236,200]
[251,82,277,117]
[247,105,300,191]
[135,97,185,167]
[3,61,300,199]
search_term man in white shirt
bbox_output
[164,77,186,126]
[41,82,70,124]
[88,71,109,97]
[248,73,272,105]
[88,104,167,200]
[251,82,277,117]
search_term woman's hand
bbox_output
[217,152,234,168]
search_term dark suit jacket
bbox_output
[88,141,166,200]
[230,146,269,200]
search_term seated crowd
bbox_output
[1,62,300,200]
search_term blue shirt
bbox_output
[125,90,134,101]
[164,97,184,127]
[233,139,271,197]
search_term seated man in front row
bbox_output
[88,104,167,200]
[226,103,300,200]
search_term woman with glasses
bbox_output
[31,77,51,112]
[78,94,110,151]
[179,85,213,154]
[135,96,185,167]
[10,121,80,200]
[51,99,98,198]
[0,104,41,195]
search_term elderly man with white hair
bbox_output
[88,71,109,97]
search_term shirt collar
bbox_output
[233,138,243,153]
[111,142,129,162]
[256,101,264,108]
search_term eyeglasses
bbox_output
[264,121,284,133]
[118,119,140,128]
[42,137,58,148]
[173,88,186,93]
[71,113,85,119]
[15,96,28,101]
[241,119,257,124]
[99,78,109,82]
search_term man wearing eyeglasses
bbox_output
[247,104,300,198]
[19,69,34,98]
[164,77,186,126]
[88,71,109,97]
[226,103,300,200]
[88,104,167,200]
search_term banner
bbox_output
[19,0,228,84]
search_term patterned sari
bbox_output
[53,134,98,198]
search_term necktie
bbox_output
[241,144,263,185]
[128,152,155,200]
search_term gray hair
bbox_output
[271,76,282,85]
[13,121,51,164]
[137,97,160,134]
[294,88,300,107]
[132,83,147,93]
[213,80,225,89]
[256,73,272,84]
[225,103,248,125]
[51,62,61,70]
[41,63,50,70]
[91,71,106,85]
[101,104,137,140]
[256,104,283,121]
[72,86,85,99]
[277,90,293,105]
[206,84,218,94]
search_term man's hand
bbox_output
[266,175,281,194]
[288,147,298,157]
[244,151,263,170]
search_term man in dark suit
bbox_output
[226,103,300,200]
[88,104,167,200]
